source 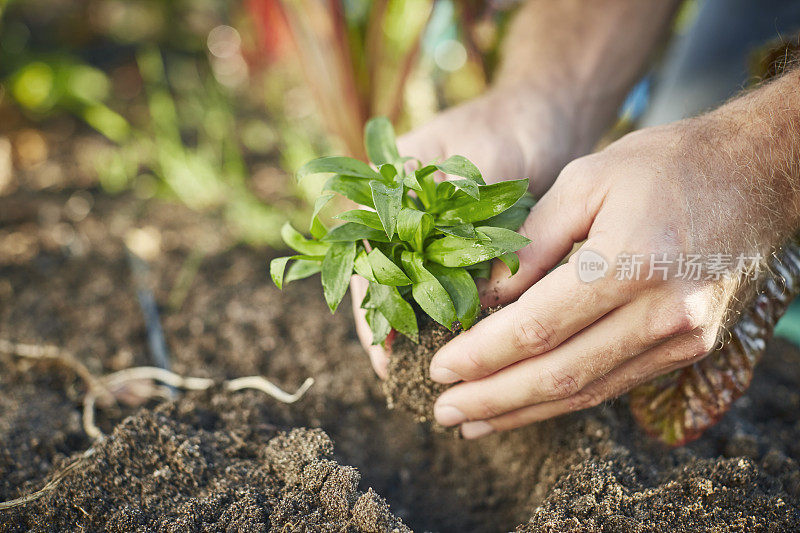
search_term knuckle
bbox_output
[650,295,707,340]
[540,367,581,400]
[664,328,717,364]
[463,348,492,377]
[567,388,603,412]
[473,398,504,420]
[511,309,556,356]
[558,156,595,185]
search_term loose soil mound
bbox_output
[2,190,800,532]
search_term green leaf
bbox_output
[425,226,529,268]
[364,117,400,167]
[270,256,292,290]
[475,226,531,253]
[481,194,536,230]
[427,263,480,329]
[270,255,324,289]
[324,175,375,207]
[498,252,520,276]
[397,207,433,251]
[435,223,478,239]
[370,180,403,239]
[367,282,418,342]
[445,179,479,199]
[298,156,382,182]
[321,222,391,242]
[335,209,384,230]
[309,192,335,236]
[466,261,492,279]
[285,259,322,283]
[368,248,412,286]
[401,251,457,330]
[353,249,377,282]
[436,179,529,223]
[403,172,422,191]
[321,241,356,313]
[379,163,398,183]
[281,223,331,256]
[415,164,438,207]
[435,155,485,185]
[365,308,392,345]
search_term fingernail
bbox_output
[434,404,467,426]
[460,421,494,439]
[429,365,462,384]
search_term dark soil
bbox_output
[2,189,800,532]
[384,309,498,425]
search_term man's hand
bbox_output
[429,72,800,437]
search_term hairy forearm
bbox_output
[495,0,681,151]
[696,67,800,248]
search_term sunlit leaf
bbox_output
[335,209,384,230]
[310,192,335,236]
[435,223,478,239]
[365,117,400,167]
[370,180,403,239]
[436,179,528,223]
[435,155,484,185]
[397,207,433,251]
[270,254,324,289]
[354,249,377,283]
[285,259,322,283]
[281,223,331,256]
[298,156,382,182]
[425,226,530,268]
[321,222,391,242]
[368,248,411,286]
[482,194,536,230]
[324,175,375,207]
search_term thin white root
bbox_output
[225,376,315,403]
[3,341,315,440]
[0,447,96,511]
[102,366,214,391]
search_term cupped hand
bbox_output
[429,115,799,438]
[352,86,580,377]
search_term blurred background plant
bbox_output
[0,0,519,246]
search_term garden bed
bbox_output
[1,190,799,531]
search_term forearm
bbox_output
[495,0,681,153]
[696,67,800,249]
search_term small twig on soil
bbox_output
[0,447,96,511]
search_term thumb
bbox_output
[480,160,605,307]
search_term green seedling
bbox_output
[270,117,534,345]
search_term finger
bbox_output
[431,248,631,384]
[458,330,715,438]
[432,289,695,426]
[480,159,607,308]
[350,275,389,379]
